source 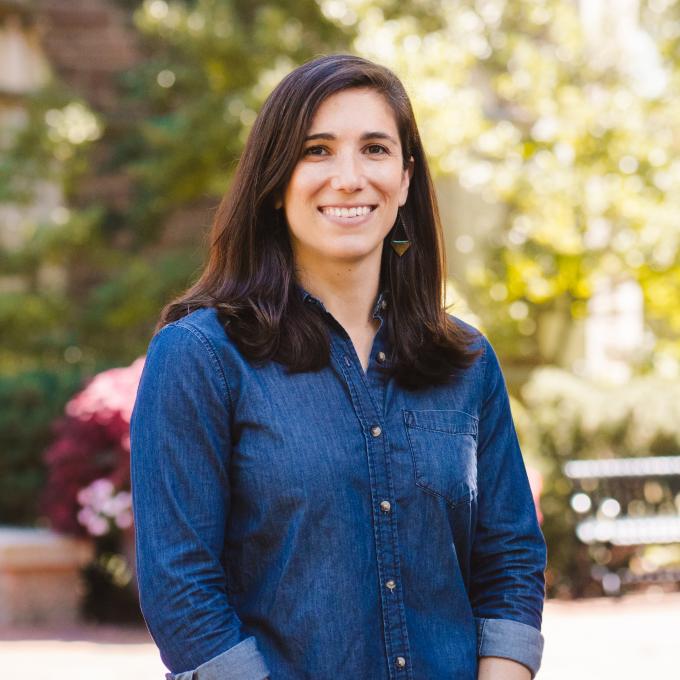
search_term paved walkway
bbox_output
[1,592,678,679]
[540,591,679,679]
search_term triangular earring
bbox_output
[390,240,411,256]
[390,210,411,256]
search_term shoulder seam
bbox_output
[163,319,234,412]
[480,335,500,410]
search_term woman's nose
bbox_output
[329,152,366,192]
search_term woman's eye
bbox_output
[303,145,328,156]
[366,144,389,155]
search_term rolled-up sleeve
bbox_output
[470,337,546,678]
[476,617,544,678]
[166,637,270,679]
[130,322,269,679]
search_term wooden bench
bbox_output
[564,456,680,595]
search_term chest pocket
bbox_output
[404,409,478,507]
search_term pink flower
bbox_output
[77,506,109,536]
[42,357,145,537]
[77,478,115,511]
[65,357,145,424]
[75,478,134,537]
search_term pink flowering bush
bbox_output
[41,358,144,537]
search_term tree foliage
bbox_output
[338,0,680,367]
[0,0,350,373]
[3,1,679,373]
[124,0,350,236]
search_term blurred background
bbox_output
[1,0,679,677]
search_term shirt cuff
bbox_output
[165,636,270,680]
[476,617,544,678]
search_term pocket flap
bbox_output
[403,409,478,437]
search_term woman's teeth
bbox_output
[321,206,373,218]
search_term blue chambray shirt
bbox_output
[130,289,546,680]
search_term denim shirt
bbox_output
[130,289,546,680]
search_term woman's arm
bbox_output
[478,657,531,680]
[470,337,546,678]
[131,322,270,680]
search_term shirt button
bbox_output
[380,500,391,513]
[395,656,406,669]
[376,351,386,364]
[343,355,351,367]
[385,579,396,591]
[370,425,382,437]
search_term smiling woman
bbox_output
[156,53,477,388]
[130,55,546,680]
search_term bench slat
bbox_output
[576,515,680,545]
[565,456,680,479]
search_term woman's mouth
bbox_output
[318,205,377,224]
[320,205,376,218]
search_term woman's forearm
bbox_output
[478,656,531,680]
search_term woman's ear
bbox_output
[399,156,414,206]
[274,196,283,210]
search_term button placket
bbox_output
[329,336,412,679]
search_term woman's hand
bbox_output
[478,656,531,680]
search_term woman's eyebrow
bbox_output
[304,131,399,145]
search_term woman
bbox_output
[131,54,546,680]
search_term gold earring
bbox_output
[390,211,411,256]
[390,240,411,256]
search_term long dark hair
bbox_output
[160,54,480,389]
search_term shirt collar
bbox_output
[296,284,388,320]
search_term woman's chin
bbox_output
[319,239,385,264]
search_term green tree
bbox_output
[336,0,680,368]
[0,0,350,374]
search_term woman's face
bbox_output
[282,87,412,272]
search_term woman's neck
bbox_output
[295,256,381,334]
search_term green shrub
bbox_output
[0,368,84,525]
